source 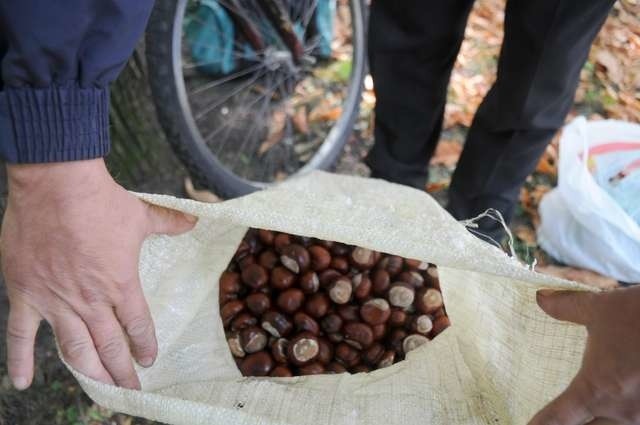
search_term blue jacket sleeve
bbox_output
[0,0,154,163]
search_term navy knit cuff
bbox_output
[0,84,110,163]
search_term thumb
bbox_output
[536,289,595,326]
[145,203,198,236]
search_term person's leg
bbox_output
[447,0,615,241]
[366,0,475,189]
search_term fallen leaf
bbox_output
[514,225,537,245]
[292,107,309,134]
[536,265,620,290]
[258,109,287,155]
[309,103,342,122]
[595,50,624,86]
[535,154,556,176]
[425,181,449,193]
[430,140,462,167]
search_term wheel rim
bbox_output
[172,0,365,189]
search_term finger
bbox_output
[6,301,41,390]
[145,203,197,236]
[52,311,114,385]
[85,308,140,390]
[536,289,595,326]
[115,284,157,368]
[528,380,593,425]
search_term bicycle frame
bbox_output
[223,0,305,64]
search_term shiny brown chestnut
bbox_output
[261,310,293,338]
[280,244,310,274]
[308,245,331,271]
[276,288,305,314]
[241,264,268,289]
[304,293,330,319]
[240,352,274,376]
[360,298,391,325]
[270,266,296,290]
[246,292,271,316]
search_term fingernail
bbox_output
[139,357,155,368]
[12,377,29,391]
[184,213,198,224]
[537,289,556,298]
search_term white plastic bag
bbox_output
[538,117,640,283]
[64,172,590,424]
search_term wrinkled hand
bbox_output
[2,159,196,390]
[529,286,640,425]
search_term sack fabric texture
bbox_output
[63,172,590,425]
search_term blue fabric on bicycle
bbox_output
[186,1,335,76]
[184,0,236,75]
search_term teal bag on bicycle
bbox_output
[185,0,335,76]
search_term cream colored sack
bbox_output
[65,172,588,424]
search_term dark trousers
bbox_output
[366,0,614,240]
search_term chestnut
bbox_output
[326,362,348,374]
[273,233,292,253]
[335,343,360,367]
[318,269,341,287]
[379,255,403,276]
[371,323,387,341]
[219,271,241,295]
[294,312,320,335]
[371,269,391,296]
[277,288,305,314]
[352,273,372,300]
[280,244,310,274]
[351,364,371,374]
[330,243,350,256]
[404,258,429,270]
[258,229,275,246]
[299,271,320,294]
[362,343,385,365]
[287,332,320,366]
[308,245,331,271]
[411,315,434,335]
[344,322,374,350]
[388,308,408,328]
[402,334,429,355]
[239,326,268,353]
[271,338,289,363]
[304,293,330,319]
[431,315,451,337]
[377,350,395,368]
[298,362,325,375]
[329,277,352,304]
[258,250,279,270]
[238,255,256,269]
[270,365,293,377]
[360,298,391,325]
[261,310,293,338]
[327,332,344,344]
[321,314,343,334]
[231,312,258,331]
[426,265,441,290]
[337,305,360,322]
[271,266,296,290]
[316,337,334,365]
[246,292,271,316]
[388,328,408,354]
[240,352,274,376]
[398,271,424,288]
[227,333,245,358]
[221,300,245,327]
[350,247,377,270]
[241,264,268,289]
[329,256,349,274]
[388,282,415,309]
[234,240,250,260]
[416,288,443,314]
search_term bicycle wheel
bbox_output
[146,0,366,198]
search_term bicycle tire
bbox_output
[146,0,367,198]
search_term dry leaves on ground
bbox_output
[430,140,463,167]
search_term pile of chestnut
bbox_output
[220,229,450,377]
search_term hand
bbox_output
[2,159,197,390]
[529,286,640,425]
